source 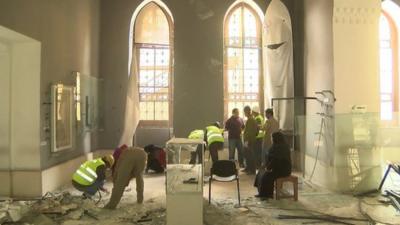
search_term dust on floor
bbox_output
[1,172,399,225]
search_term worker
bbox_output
[188,129,205,164]
[262,108,279,165]
[225,108,245,168]
[205,122,224,163]
[72,155,115,197]
[252,106,265,169]
[104,146,147,209]
[243,106,258,175]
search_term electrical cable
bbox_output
[246,205,367,222]
[308,104,327,181]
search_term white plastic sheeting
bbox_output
[120,1,172,146]
[119,47,140,146]
[264,0,294,131]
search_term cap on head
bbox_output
[252,106,260,113]
[102,155,115,168]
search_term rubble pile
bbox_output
[0,192,98,224]
[0,199,31,224]
[0,192,167,225]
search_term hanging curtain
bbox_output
[264,0,294,131]
[119,47,140,146]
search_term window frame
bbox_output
[223,2,264,120]
[380,10,399,121]
[133,2,174,128]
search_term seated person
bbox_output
[144,144,166,173]
[254,132,291,199]
[72,155,114,197]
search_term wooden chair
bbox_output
[275,175,298,201]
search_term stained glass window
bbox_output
[135,2,171,122]
[225,4,262,118]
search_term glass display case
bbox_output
[166,138,204,225]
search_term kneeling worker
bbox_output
[72,155,115,197]
[104,146,147,209]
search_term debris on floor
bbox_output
[0,174,399,225]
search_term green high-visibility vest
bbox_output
[206,126,224,147]
[72,158,105,186]
[188,129,204,140]
[255,114,265,139]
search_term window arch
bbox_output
[380,1,400,121]
[223,1,263,119]
[131,1,174,125]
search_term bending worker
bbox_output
[205,122,224,163]
[104,146,147,209]
[188,129,205,164]
[72,155,115,197]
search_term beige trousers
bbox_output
[105,147,147,209]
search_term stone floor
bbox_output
[1,171,399,225]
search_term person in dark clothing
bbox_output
[225,108,245,167]
[144,144,166,173]
[254,132,291,199]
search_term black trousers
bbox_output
[254,138,263,169]
[209,142,224,163]
[189,144,203,164]
[254,163,291,197]
[244,142,256,173]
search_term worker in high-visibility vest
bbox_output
[205,122,224,163]
[72,155,115,197]
[262,108,280,165]
[188,129,205,164]
[252,106,265,169]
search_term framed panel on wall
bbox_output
[51,84,74,152]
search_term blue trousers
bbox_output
[72,180,103,196]
[228,138,244,165]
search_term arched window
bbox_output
[380,3,399,121]
[133,2,173,125]
[224,2,263,119]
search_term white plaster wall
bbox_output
[303,0,335,187]
[0,26,41,173]
[332,0,381,192]
[9,42,41,170]
[333,0,380,113]
[0,41,10,170]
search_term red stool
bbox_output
[275,175,298,201]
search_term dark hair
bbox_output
[101,156,111,167]
[265,108,274,116]
[244,105,251,112]
[272,132,286,145]
[232,108,238,114]
[212,121,221,128]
